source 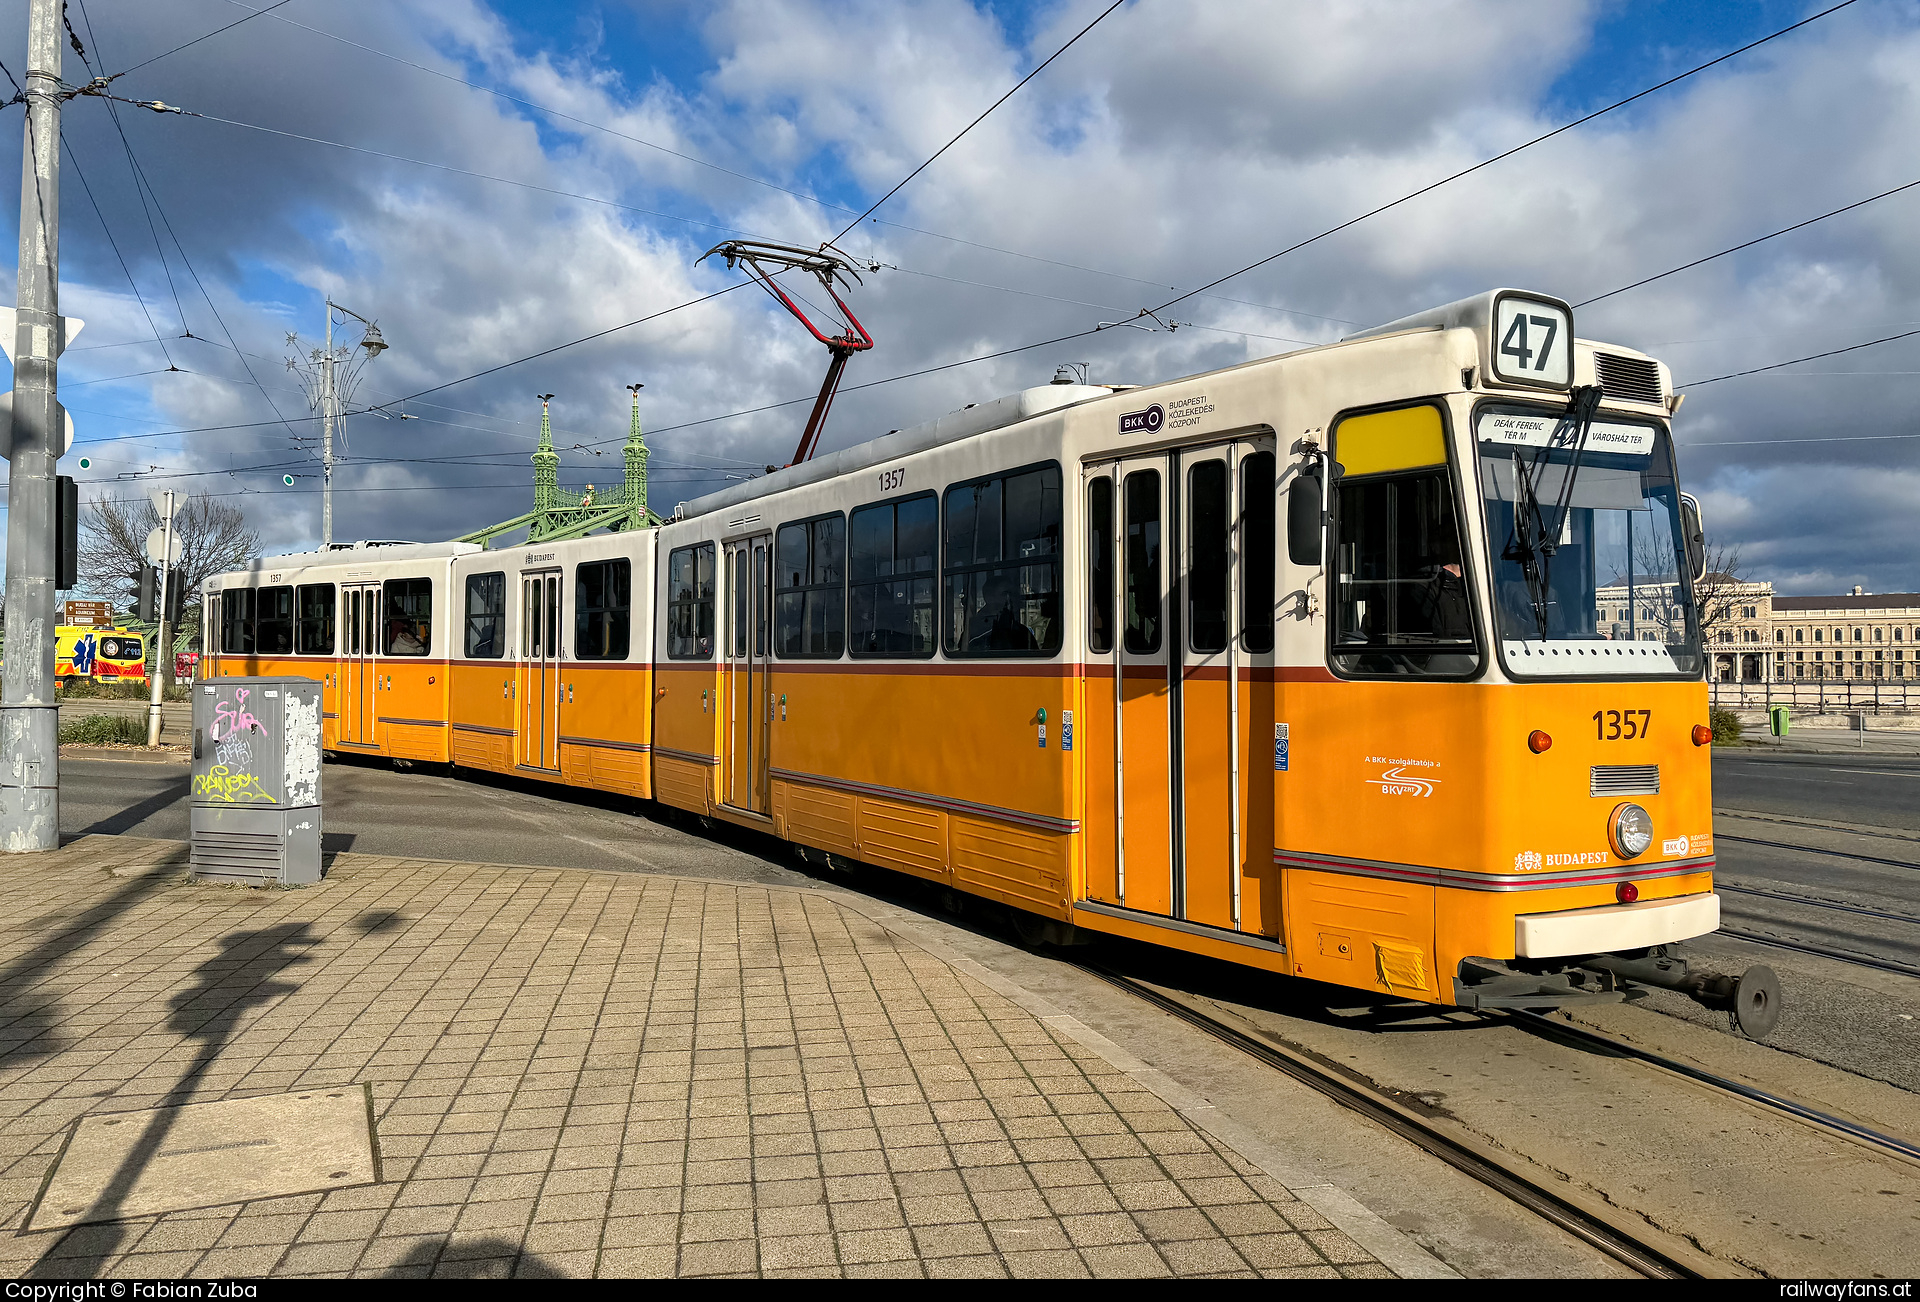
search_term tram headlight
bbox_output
[1609,802,1654,860]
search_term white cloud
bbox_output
[0,0,1913,593]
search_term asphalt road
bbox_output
[1712,748,1920,831]
[57,752,817,890]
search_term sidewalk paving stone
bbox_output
[0,835,1392,1279]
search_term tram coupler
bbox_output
[1578,948,1783,1039]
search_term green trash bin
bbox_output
[1769,705,1790,737]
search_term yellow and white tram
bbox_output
[204,289,1764,1024]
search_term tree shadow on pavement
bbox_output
[379,1235,562,1279]
[25,923,316,1278]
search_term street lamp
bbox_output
[300,299,388,550]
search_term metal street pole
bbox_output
[321,307,334,549]
[145,491,174,747]
[0,0,63,852]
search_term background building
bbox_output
[1770,588,1920,684]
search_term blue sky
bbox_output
[1,0,1917,595]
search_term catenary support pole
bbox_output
[321,306,334,549]
[145,491,174,747]
[0,0,63,851]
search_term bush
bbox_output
[1710,706,1743,744]
[59,714,149,746]
[57,679,192,701]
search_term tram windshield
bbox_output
[1477,406,1702,678]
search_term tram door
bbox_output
[723,537,772,814]
[340,584,380,745]
[518,570,562,771]
[1090,438,1272,933]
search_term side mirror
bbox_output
[1287,469,1324,566]
[1679,492,1706,584]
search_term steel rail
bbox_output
[1712,927,1920,979]
[1081,963,1706,1280]
[1717,881,1920,926]
[1715,833,1920,872]
[1510,1012,1920,1165]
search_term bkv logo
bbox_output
[1119,404,1164,436]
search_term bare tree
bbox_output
[77,495,261,635]
[1689,541,1747,643]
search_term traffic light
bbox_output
[165,567,184,625]
[54,475,76,590]
[137,564,156,622]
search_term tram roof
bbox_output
[229,539,483,576]
[673,382,1125,523]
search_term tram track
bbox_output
[1085,956,1920,1280]
[1078,962,1720,1279]
[1715,832,1920,872]
[1713,927,1920,979]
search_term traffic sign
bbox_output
[63,599,111,628]
[0,391,76,459]
[144,526,182,568]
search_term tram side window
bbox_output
[464,572,506,659]
[575,559,631,660]
[221,588,256,654]
[255,586,294,654]
[1189,461,1229,653]
[1241,452,1275,653]
[667,543,715,659]
[1124,470,1160,654]
[1332,469,1477,678]
[944,463,1063,656]
[775,514,845,658]
[849,494,936,657]
[295,583,335,655]
[383,578,432,656]
[1088,477,1114,654]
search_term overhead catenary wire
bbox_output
[211,0,1348,329]
[831,0,1128,242]
[72,0,301,446]
[1576,176,1920,308]
[108,0,295,80]
[1678,327,1920,389]
[57,135,176,368]
[1150,0,1863,316]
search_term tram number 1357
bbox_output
[1594,709,1652,740]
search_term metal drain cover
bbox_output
[28,1086,378,1230]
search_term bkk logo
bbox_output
[1119,404,1164,436]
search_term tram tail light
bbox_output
[1527,730,1552,754]
[1691,724,1713,746]
[1616,881,1639,904]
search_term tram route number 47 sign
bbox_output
[1274,723,1289,772]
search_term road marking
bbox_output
[1823,768,1920,779]
[1730,773,1853,784]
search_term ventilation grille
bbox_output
[1593,352,1664,404]
[191,830,284,878]
[1591,764,1660,797]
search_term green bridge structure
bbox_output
[457,385,661,548]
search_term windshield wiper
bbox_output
[1502,384,1604,640]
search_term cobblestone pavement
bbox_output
[0,837,1389,1279]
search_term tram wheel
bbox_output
[1732,964,1782,1040]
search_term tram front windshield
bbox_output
[1478,408,1702,677]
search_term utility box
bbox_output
[1769,705,1790,737]
[190,676,324,885]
